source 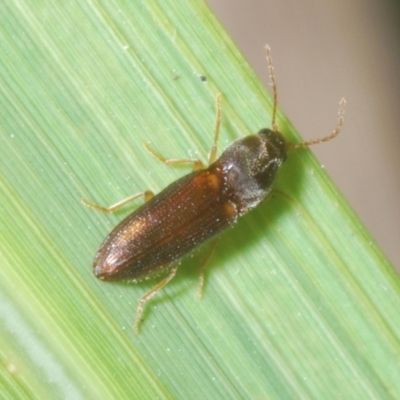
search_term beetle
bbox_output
[83,46,345,333]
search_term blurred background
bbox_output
[208,0,400,271]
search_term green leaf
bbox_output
[1,1,399,399]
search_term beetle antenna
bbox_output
[265,45,279,132]
[288,98,346,149]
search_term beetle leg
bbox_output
[134,265,178,334]
[198,238,219,299]
[81,190,154,213]
[207,93,222,165]
[143,142,204,171]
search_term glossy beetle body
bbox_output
[94,129,287,282]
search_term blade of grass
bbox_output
[1,1,399,399]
